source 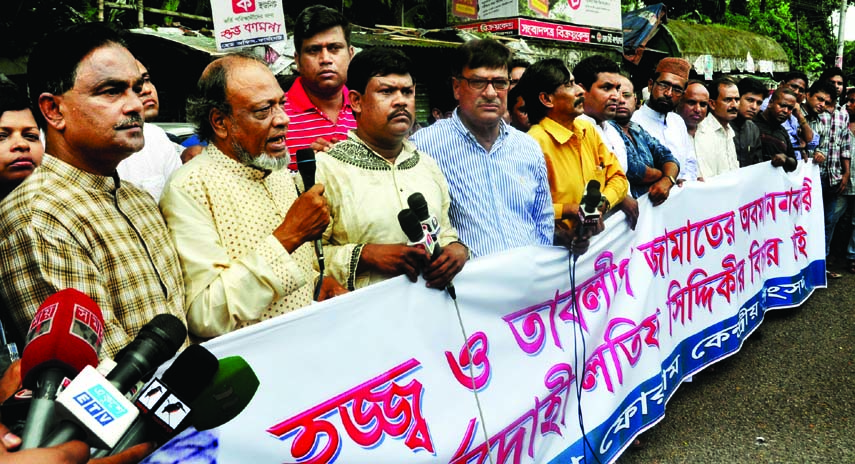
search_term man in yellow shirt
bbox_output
[517,58,628,253]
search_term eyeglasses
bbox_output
[653,80,685,97]
[458,76,511,91]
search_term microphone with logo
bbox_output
[102,354,260,456]
[17,289,105,449]
[41,313,187,449]
[296,148,325,301]
[407,192,440,244]
[92,344,219,457]
[397,209,457,299]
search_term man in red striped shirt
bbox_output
[285,6,356,170]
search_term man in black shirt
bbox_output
[753,88,799,172]
[733,77,765,167]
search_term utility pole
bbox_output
[836,0,847,68]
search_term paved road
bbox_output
[617,259,854,463]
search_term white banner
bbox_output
[212,0,286,51]
[143,162,825,464]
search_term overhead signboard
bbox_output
[449,0,621,30]
[455,17,623,47]
[211,0,286,51]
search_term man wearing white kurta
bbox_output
[317,47,468,291]
[694,78,741,180]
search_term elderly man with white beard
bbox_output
[159,52,347,340]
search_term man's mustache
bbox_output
[114,115,144,129]
[388,109,412,121]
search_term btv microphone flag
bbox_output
[19,288,105,449]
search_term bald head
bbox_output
[187,53,268,142]
[677,82,709,132]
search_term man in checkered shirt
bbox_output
[0,23,188,359]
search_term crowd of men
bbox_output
[0,4,852,461]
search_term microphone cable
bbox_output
[569,249,602,464]
[448,288,495,464]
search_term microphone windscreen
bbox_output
[407,192,430,222]
[397,209,424,243]
[190,356,260,431]
[20,289,104,389]
[108,314,187,393]
[295,148,316,190]
[160,345,219,402]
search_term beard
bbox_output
[232,140,288,172]
[649,96,675,114]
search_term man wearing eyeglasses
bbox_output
[631,57,699,182]
[411,39,554,258]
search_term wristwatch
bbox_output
[667,175,677,186]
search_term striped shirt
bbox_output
[284,76,356,170]
[0,155,188,359]
[410,110,554,258]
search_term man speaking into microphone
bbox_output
[159,52,347,340]
[316,47,468,290]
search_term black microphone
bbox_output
[398,209,456,299]
[94,344,218,457]
[101,355,260,457]
[41,314,187,448]
[578,179,604,237]
[407,192,440,243]
[296,148,325,301]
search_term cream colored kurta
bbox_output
[695,113,739,179]
[159,145,314,339]
[317,132,459,290]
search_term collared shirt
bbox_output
[694,114,739,179]
[731,116,764,167]
[760,95,820,158]
[609,120,680,198]
[317,132,459,290]
[803,107,831,156]
[0,155,187,359]
[819,106,852,189]
[284,76,356,170]
[159,145,315,339]
[578,114,628,172]
[631,104,699,181]
[754,111,797,167]
[410,110,554,258]
[527,117,628,225]
[117,123,182,200]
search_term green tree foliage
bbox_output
[622,0,853,74]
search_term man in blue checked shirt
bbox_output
[410,39,554,258]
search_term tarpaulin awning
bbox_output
[622,3,789,74]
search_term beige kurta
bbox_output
[159,145,315,339]
[317,132,459,290]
